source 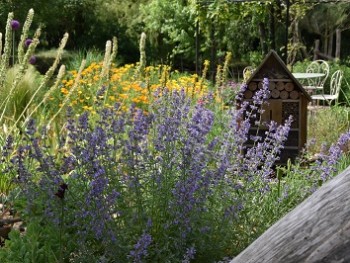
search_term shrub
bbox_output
[1,79,295,262]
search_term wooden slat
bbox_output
[230,166,350,263]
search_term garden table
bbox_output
[292,72,326,91]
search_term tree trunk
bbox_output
[269,4,276,51]
[328,31,333,57]
[335,29,341,60]
[313,39,320,60]
[230,166,350,263]
[259,22,268,55]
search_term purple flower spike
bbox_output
[29,55,36,65]
[24,38,33,47]
[11,20,20,30]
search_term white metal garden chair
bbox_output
[311,69,343,106]
[304,60,330,93]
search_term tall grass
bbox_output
[307,105,350,154]
[1,65,41,122]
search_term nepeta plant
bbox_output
[7,79,349,262]
[311,131,350,185]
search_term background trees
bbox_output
[1,0,350,71]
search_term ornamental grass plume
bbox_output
[199,59,210,92]
[0,33,2,57]
[9,32,68,127]
[47,59,86,128]
[106,36,118,79]
[100,39,112,80]
[138,32,147,77]
[0,12,15,87]
[0,30,40,125]
[221,51,232,85]
[6,32,40,96]
[0,10,41,129]
[22,64,66,127]
[17,9,34,64]
[215,64,222,90]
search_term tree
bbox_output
[140,0,197,67]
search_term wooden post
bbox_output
[335,29,341,60]
[230,166,350,263]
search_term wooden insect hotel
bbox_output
[243,50,311,164]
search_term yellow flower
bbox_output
[61,88,69,95]
[119,93,128,99]
[82,105,93,111]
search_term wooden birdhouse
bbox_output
[243,50,311,165]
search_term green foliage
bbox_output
[0,219,63,263]
[1,65,41,121]
[307,105,350,154]
[140,0,196,63]
[65,48,104,70]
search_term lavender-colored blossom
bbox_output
[129,233,152,262]
[11,20,20,30]
[244,116,293,180]
[2,136,13,158]
[24,38,32,47]
[25,118,37,136]
[29,55,36,65]
[182,246,196,263]
[313,131,350,182]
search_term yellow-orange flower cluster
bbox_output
[58,62,212,113]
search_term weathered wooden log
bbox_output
[285,82,294,92]
[230,166,350,263]
[271,89,280,99]
[248,82,257,91]
[279,90,289,100]
[244,90,253,99]
[276,81,285,91]
[269,81,276,90]
[289,90,299,100]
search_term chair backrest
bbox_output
[306,60,330,88]
[329,69,343,97]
